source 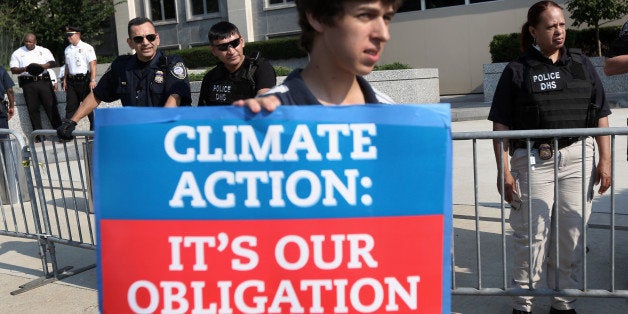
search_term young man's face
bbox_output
[127,22,160,62]
[210,33,245,72]
[321,1,395,76]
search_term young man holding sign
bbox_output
[234,0,403,110]
[96,1,452,312]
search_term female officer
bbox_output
[488,1,611,314]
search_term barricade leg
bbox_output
[10,236,96,295]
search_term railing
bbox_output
[0,129,96,294]
[452,127,628,299]
[2,127,627,300]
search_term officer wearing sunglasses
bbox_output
[57,17,192,140]
[198,21,276,106]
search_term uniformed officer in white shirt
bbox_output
[10,33,61,136]
[63,26,97,130]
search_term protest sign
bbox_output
[95,104,452,313]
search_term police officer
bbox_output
[10,33,61,136]
[0,65,16,130]
[63,26,97,130]
[198,21,276,106]
[57,17,192,140]
[604,20,628,76]
[604,21,628,160]
[488,2,611,314]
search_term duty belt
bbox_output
[509,137,580,155]
[18,72,51,86]
[66,72,90,81]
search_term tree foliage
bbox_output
[566,0,628,56]
[0,0,118,64]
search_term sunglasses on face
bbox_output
[66,32,77,37]
[213,37,241,51]
[132,34,157,44]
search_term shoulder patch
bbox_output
[171,62,187,80]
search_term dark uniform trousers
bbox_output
[0,92,8,129]
[0,93,8,140]
[66,74,94,130]
[21,79,62,130]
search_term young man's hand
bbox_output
[233,95,281,113]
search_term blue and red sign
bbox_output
[94,104,452,313]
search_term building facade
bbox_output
[113,0,626,95]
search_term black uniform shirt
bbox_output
[488,46,610,128]
[0,67,15,122]
[94,51,191,107]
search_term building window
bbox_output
[268,0,295,6]
[425,0,465,9]
[398,0,497,13]
[150,0,176,21]
[398,0,421,12]
[190,0,219,16]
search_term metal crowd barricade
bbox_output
[28,130,96,250]
[451,127,628,299]
[1,129,97,294]
[0,129,60,294]
[4,125,627,300]
[0,129,42,241]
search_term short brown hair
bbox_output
[296,0,403,52]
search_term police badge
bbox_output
[171,62,187,80]
[538,143,552,160]
[155,71,164,84]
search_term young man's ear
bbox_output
[306,12,325,33]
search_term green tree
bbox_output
[0,0,119,64]
[566,0,628,56]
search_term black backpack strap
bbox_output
[245,51,261,91]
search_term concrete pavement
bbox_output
[0,102,627,313]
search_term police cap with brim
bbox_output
[65,26,82,33]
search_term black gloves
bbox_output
[57,119,77,141]
[26,63,45,76]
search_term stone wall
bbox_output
[8,67,440,140]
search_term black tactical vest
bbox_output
[200,53,260,106]
[512,49,597,130]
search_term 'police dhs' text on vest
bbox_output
[533,71,561,91]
